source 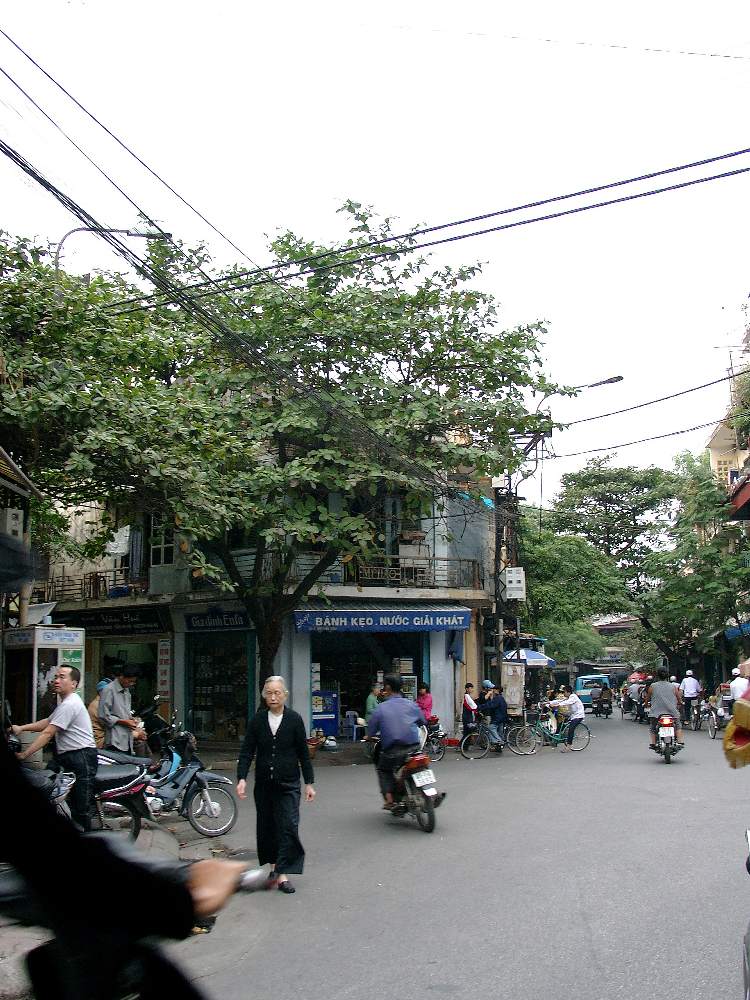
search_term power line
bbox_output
[0,137,503,518]
[106,160,750,318]
[101,145,750,314]
[549,418,723,458]
[567,370,749,425]
[0,25,264,272]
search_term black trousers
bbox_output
[56,747,98,832]
[254,779,305,875]
[377,743,420,798]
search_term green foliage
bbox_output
[550,457,680,586]
[520,515,627,626]
[538,620,605,664]
[0,209,560,676]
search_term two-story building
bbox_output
[37,494,494,743]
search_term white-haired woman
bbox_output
[236,676,315,894]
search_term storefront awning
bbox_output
[293,602,472,633]
[503,649,557,668]
[725,621,750,641]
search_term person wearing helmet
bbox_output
[679,670,702,726]
[729,666,750,705]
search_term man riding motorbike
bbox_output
[366,673,426,810]
[645,667,684,751]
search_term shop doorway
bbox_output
[311,631,425,722]
[186,630,255,743]
[100,641,158,712]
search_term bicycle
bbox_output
[510,706,591,753]
[458,715,505,760]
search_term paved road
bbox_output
[171,715,750,1000]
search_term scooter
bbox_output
[652,713,683,764]
[98,700,237,838]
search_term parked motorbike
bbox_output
[7,733,76,820]
[94,757,154,839]
[98,699,237,838]
[424,715,446,762]
[652,713,683,763]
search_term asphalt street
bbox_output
[170,715,750,1000]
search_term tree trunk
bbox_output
[253,604,286,690]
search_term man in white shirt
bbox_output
[679,670,702,726]
[12,665,97,830]
[729,666,750,704]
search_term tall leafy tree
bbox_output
[0,207,560,684]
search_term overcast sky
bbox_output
[1,1,749,505]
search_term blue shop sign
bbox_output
[293,607,471,633]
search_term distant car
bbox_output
[575,674,611,711]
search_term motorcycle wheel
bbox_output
[460,730,490,760]
[413,790,436,833]
[186,784,238,837]
[426,737,446,763]
[708,715,717,740]
[98,799,142,841]
[692,712,701,731]
[569,724,591,751]
[664,746,672,763]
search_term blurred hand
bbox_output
[187,860,245,918]
[236,779,247,800]
[304,784,316,802]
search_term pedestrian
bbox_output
[87,677,112,749]
[98,664,141,752]
[12,665,98,831]
[480,684,509,747]
[365,683,381,723]
[548,685,586,752]
[462,682,477,735]
[416,683,433,719]
[679,670,702,726]
[236,676,315,895]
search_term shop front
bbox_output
[183,606,256,744]
[293,603,472,734]
[53,606,172,709]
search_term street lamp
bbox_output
[572,375,624,390]
[53,226,172,274]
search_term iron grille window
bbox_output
[150,515,174,566]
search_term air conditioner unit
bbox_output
[500,566,526,601]
[0,507,23,539]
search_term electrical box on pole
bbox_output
[499,566,526,601]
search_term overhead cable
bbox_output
[567,370,749,425]
[101,145,750,313]
[549,418,724,458]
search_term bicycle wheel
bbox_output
[569,724,591,751]
[460,729,490,759]
[691,712,701,732]
[510,725,537,755]
[708,714,717,739]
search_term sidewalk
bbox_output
[0,824,181,1000]
[200,740,373,772]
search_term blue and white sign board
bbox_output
[294,608,471,633]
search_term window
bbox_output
[150,515,174,567]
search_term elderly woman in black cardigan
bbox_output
[236,675,315,894]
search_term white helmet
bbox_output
[733,667,741,676]
[669,676,677,682]
[686,669,693,676]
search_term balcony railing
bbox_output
[231,550,485,591]
[37,552,486,604]
[40,567,148,603]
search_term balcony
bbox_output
[38,552,487,607]
[229,550,485,592]
[40,567,148,603]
